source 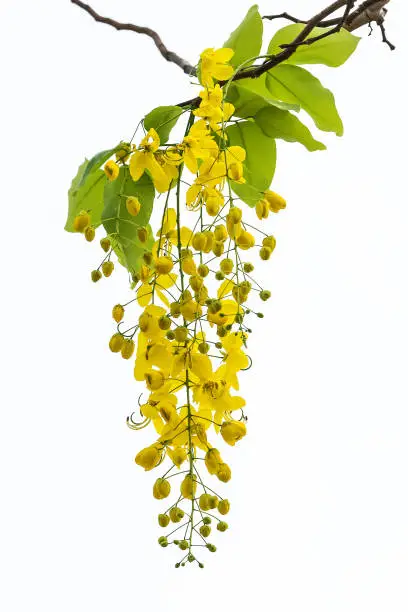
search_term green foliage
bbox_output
[226,122,276,206]
[266,65,343,136]
[224,5,263,68]
[268,25,360,67]
[102,167,155,274]
[226,74,300,119]
[65,147,117,231]
[255,106,326,152]
[144,106,184,144]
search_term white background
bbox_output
[1,0,407,610]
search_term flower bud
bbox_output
[84,226,95,242]
[170,302,181,317]
[202,232,214,253]
[100,237,111,252]
[91,269,102,282]
[200,525,211,538]
[243,262,254,273]
[205,198,220,217]
[262,235,276,250]
[112,304,124,323]
[214,224,228,242]
[203,517,211,525]
[182,256,196,275]
[260,290,271,301]
[215,271,225,281]
[204,448,222,475]
[217,521,228,532]
[126,196,141,217]
[220,258,233,275]
[158,513,170,527]
[264,189,286,213]
[158,316,171,330]
[190,275,203,292]
[121,338,135,360]
[255,199,269,220]
[135,444,162,471]
[180,474,196,500]
[259,246,272,261]
[217,463,232,483]
[174,326,188,343]
[155,256,173,275]
[73,211,90,233]
[192,232,207,251]
[137,227,148,244]
[169,507,185,523]
[218,499,230,515]
[199,493,212,511]
[104,160,119,181]
[153,478,171,500]
[179,540,189,550]
[109,333,124,353]
[197,264,209,278]
[198,342,210,354]
[220,420,247,446]
[143,252,153,266]
[102,261,114,277]
[229,207,242,224]
[206,543,217,553]
[236,231,255,250]
[213,241,224,257]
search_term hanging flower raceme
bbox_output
[68,0,360,561]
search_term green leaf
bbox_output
[268,25,360,67]
[102,167,155,274]
[143,106,184,144]
[226,122,277,206]
[226,74,300,119]
[65,147,118,232]
[224,5,263,69]
[266,65,343,136]
[255,106,326,152]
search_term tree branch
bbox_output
[70,0,196,75]
[264,0,394,47]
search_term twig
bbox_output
[70,0,196,75]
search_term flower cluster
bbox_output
[73,47,285,567]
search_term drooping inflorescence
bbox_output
[66,5,362,566]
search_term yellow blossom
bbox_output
[199,48,235,89]
[129,128,170,192]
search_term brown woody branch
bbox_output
[264,0,394,47]
[70,0,196,75]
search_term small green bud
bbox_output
[243,262,254,273]
[100,237,111,253]
[158,536,168,548]
[158,316,171,330]
[200,525,211,538]
[166,330,176,340]
[217,521,228,532]
[257,312,264,319]
[260,290,271,302]
[91,269,102,283]
[179,540,189,550]
[206,543,217,552]
[198,342,210,354]
[158,514,170,528]
[203,517,211,525]
[215,271,225,281]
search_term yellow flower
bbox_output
[135,444,163,470]
[129,128,170,193]
[181,120,218,173]
[220,420,247,446]
[104,160,119,181]
[200,47,235,88]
